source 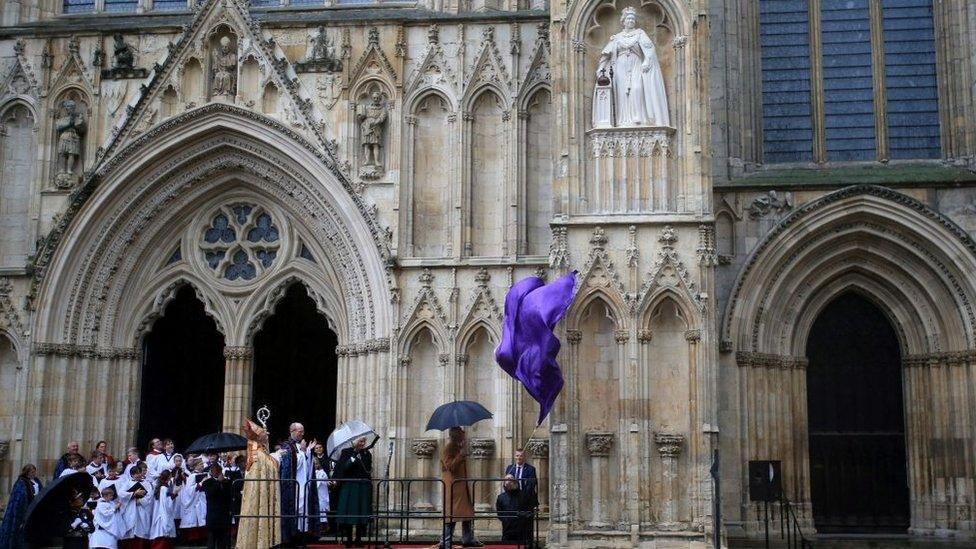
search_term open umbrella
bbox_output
[23,471,97,543]
[326,420,380,460]
[185,432,247,454]
[425,400,493,431]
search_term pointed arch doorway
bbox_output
[806,292,910,533]
[252,283,339,445]
[138,285,225,451]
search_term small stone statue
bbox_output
[310,27,332,62]
[55,99,85,187]
[212,36,237,97]
[112,34,134,70]
[296,27,343,73]
[357,91,388,179]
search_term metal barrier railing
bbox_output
[231,476,542,548]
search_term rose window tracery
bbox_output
[200,204,280,281]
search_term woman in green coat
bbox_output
[334,437,375,547]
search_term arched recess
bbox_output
[465,88,508,258]
[722,185,976,533]
[27,105,392,467]
[0,101,36,268]
[520,86,553,256]
[405,91,455,258]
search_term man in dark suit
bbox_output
[504,449,538,509]
[198,463,234,549]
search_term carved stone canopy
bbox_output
[654,432,685,457]
[525,437,550,459]
[469,437,496,458]
[411,437,438,458]
[585,431,614,457]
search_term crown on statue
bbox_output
[620,6,638,21]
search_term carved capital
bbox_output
[469,438,496,459]
[525,437,550,459]
[223,346,253,360]
[437,353,450,366]
[404,114,418,126]
[614,330,630,343]
[455,354,469,365]
[566,329,582,344]
[684,329,701,342]
[637,329,653,343]
[585,431,614,457]
[411,437,438,458]
[399,356,412,367]
[654,432,685,458]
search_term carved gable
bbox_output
[520,25,551,93]
[406,27,458,98]
[98,0,328,165]
[639,226,702,312]
[348,27,400,92]
[1,42,40,101]
[49,37,95,99]
[464,27,512,98]
[578,226,628,306]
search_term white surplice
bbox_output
[149,485,177,540]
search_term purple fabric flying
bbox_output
[495,272,577,425]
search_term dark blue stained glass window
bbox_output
[232,204,253,225]
[63,0,95,13]
[104,0,138,12]
[246,213,280,243]
[249,0,279,6]
[882,0,941,159]
[821,0,877,161]
[299,243,316,262]
[166,246,182,265]
[153,0,187,10]
[225,250,256,281]
[256,249,277,268]
[760,0,814,163]
[291,0,320,5]
[204,214,236,244]
[205,250,226,270]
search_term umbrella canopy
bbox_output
[24,471,97,543]
[326,420,379,460]
[185,432,247,454]
[425,400,493,431]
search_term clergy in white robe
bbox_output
[279,423,320,541]
[90,490,126,549]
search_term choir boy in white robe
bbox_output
[100,462,125,493]
[177,458,208,542]
[145,439,163,483]
[88,451,108,485]
[60,454,87,478]
[118,463,154,549]
[149,440,178,481]
[149,469,178,549]
[314,458,330,535]
[90,486,126,549]
[122,448,140,480]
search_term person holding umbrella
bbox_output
[0,464,41,549]
[440,427,482,549]
[334,436,376,547]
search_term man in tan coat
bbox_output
[440,427,482,548]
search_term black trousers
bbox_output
[206,527,230,549]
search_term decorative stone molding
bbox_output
[437,353,450,366]
[696,224,717,266]
[626,225,639,267]
[469,438,496,459]
[735,351,809,370]
[746,190,793,220]
[566,330,582,344]
[614,330,630,343]
[585,128,673,213]
[684,329,701,342]
[410,438,438,458]
[525,438,550,459]
[637,329,653,343]
[654,432,685,458]
[0,440,9,462]
[223,346,253,360]
[32,342,139,360]
[584,431,614,457]
[398,356,412,367]
[589,226,608,250]
[549,226,570,269]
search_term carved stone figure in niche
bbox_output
[112,34,134,70]
[593,7,669,128]
[297,27,344,74]
[212,36,238,97]
[357,90,388,179]
[101,34,148,79]
[55,99,85,188]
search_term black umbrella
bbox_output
[426,400,493,431]
[185,432,247,454]
[24,471,96,543]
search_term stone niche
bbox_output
[580,1,679,214]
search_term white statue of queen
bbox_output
[594,6,670,128]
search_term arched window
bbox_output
[0,104,35,268]
[759,0,940,163]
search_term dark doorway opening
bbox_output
[252,283,338,447]
[138,285,225,452]
[806,292,910,533]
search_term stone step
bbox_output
[729,535,973,549]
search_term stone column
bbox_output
[525,437,550,513]
[410,438,438,510]
[584,431,614,527]
[222,346,253,432]
[654,432,685,530]
[469,438,496,512]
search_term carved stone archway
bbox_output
[26,105,393,467]
[723,185,976,536]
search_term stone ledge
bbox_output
[718,162,976,191]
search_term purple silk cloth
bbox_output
[495,272,577,425]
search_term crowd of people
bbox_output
[0,425,540,549]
